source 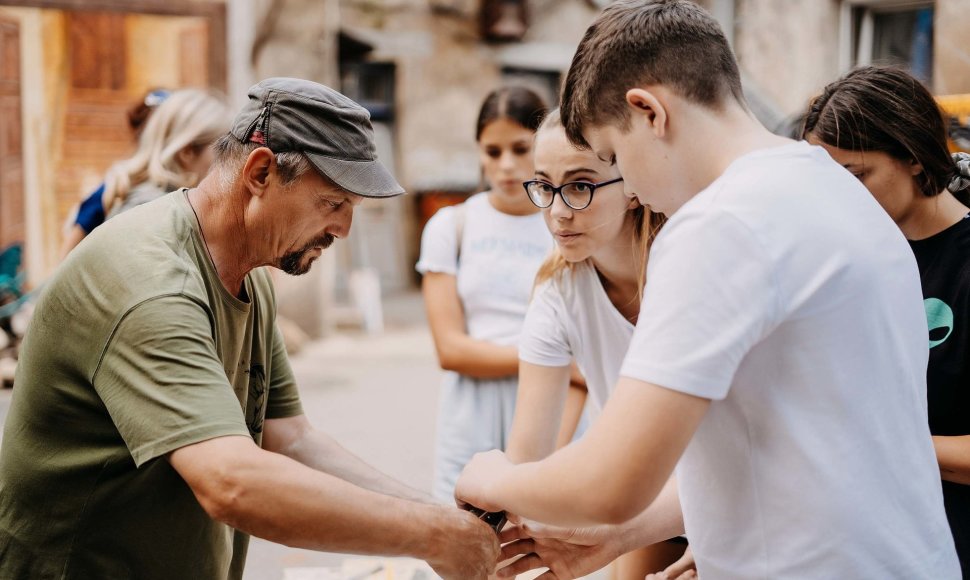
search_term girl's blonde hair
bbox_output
[102,89,230,213]
[533,109,666,302]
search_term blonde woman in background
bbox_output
[59,88,171,258]
[502,110,678,579]
[102,89,229,218]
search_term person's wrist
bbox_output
[611,522,640,558]
[414,504,464,564]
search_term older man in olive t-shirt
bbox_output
[0,190,298,578]
[0,79,499,580]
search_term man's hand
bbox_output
[455,449,514,512]
[494,519,625,579]
[424,507,501,579]
[646,545,696,579]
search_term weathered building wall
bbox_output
[733,0,841,119]
[935,0,970,95]
[334,0,600,296]
[341,0,599,193]
[733,0,970,121]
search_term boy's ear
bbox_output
[625,88,667,139]
[242,147,276,198]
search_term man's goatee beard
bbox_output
[279,234,335,275]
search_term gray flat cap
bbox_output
[231,78,405,198]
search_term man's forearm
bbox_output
[173,437,442,557]
[284,427,433,504]
[173,435,500,579]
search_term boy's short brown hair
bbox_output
[561,0,745,147]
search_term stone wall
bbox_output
[733,0,970,121]
[340,0,599,193]
[935,0,970,95]
[733,0,842,119]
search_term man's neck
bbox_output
[187,179,256,298]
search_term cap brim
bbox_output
[307,154,405,198]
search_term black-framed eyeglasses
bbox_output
[522,177,624,210]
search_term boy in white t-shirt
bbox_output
[455,1,960,578]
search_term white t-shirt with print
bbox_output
[417,193,552,346]
[519,260,634,417]
[619,142,959,579]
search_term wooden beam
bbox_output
[0,0,223,18]
[0,1,228,92]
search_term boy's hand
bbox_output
[494,519,626,579]
[454,449,514,513]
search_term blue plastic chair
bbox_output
[0,244,27,320]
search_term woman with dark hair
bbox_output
[804,65,970,573]
[418,87,583,500]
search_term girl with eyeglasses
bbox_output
[418,87,585,501]
[804,65,970,574]
[505,109,678,579]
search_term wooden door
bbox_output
[0,16,23,251]
[55,11,215,224]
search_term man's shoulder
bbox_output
[66,196,208,308]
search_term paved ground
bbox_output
[244,292,446,578]
[0,291,608,580]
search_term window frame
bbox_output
[839,0,934,74]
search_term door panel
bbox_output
[0,17,24,250]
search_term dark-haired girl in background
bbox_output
[418,87,586,500]
[804,65,970,574]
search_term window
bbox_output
[842,1,934,83]
[340,61,396,122]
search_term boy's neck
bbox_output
[669,104,793,213]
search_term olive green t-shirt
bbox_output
[0,190,303,580]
